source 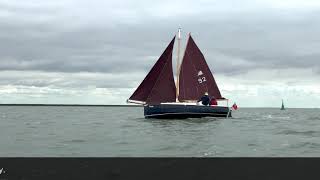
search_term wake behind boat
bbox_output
[127,29,232,119]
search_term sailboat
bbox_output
[127,29,231,118]
[281,99,285,110]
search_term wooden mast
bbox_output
[176,28,181,102]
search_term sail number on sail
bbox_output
[198,77,206,83]
[197,70,206,84]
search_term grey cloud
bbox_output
[1,0,320,78]
[0,70,144,89]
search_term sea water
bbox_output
[0,106,319,157]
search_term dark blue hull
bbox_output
[144,104,231,119]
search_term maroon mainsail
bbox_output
[178,34,223,101]
[129,37,176,104]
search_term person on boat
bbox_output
[198,92,210,106]
[209,96,218,106]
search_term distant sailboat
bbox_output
[281,99,285,110]
[127,29,231,118]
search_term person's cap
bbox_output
[205,92,208,95]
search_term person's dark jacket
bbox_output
[198,95,210,106]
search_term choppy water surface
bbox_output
[0,106,320,157]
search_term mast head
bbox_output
[178,28,181,39]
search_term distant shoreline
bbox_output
[0,104,142,107]
[0,104,317,108]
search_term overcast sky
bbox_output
[1,0,320,107]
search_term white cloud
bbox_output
[260,0,320,9]
[215,68,320,107]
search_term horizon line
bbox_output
[0,104,318,108]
